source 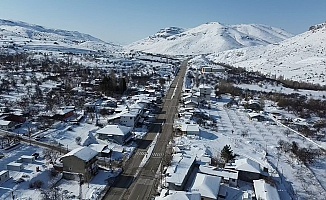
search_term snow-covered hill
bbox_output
[126,22,292,55]
[0,19,121,55]
[207,22,326,85]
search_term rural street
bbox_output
[103,59,188,200]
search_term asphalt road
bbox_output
[103,59,188,200]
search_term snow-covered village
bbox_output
[0,2,326,200]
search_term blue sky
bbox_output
[0,0,325,44]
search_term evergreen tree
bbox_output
[221,144,235,163]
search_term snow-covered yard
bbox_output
[172,97,326,199]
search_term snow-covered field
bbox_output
[238,83,326,100]
[173,97,326,199]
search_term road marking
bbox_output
[170,82,178,99]
[135,151,147,156]
[151,152,164,157]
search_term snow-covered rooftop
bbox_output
[88,144,108,153]
[0,119,11,126]
[96,125,132,136]
[190,173,221,199]
[181,124,200,133]
[225,158,261,174]
[155,190,201,200]
[166,153,196,187]
[199,165,238,180]
[62,146,98,162]
[253,179,280,200]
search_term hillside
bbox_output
[0,19,121,55]
[207,23,326,85]
[125,22,292,55]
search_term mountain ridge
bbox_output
[0,19,121,55]
[125,22,293,55]
[207,22,326,85]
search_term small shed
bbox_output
[0,170,10,185]
[7,162,24,171]
[181,124,200,136]
[21,155,35,163]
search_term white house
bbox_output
[120,111,138,127]
[96,125,133,144]
[7,162,24,171]
[182,93,198,103]
[0,119,15,131]
[181,124,200,136]
[190,173,221,200]
[155,190,201,200]
[19,155,35,163]
[201,66,225,74]
[253,179,280,200]
[120,104,143,127]
[0,170,10,185]
[198,85,212,101]
[166,153,196,191]
[184,100,198,109]
[225,158,267,182]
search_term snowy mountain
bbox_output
[0,19,121,55]
[207,22,326,85]
[126,22,292,55]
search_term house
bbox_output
[0,119,15,131]
[244,100,262,111]
[166,153,196,191]
[180,124,200,136]
[253,179,280,200]
[120,110,140,127]
[0,170,10,185]
[18,155,35,163]
[3,112,26,123]
[225,158,267,182]
[155,190,201,200]
[248,112,266,122]
[190,173,221,200]
[61,147,98,181]
[88,144,112,157]
[182,94,198,103]
[53,107,75,121]
[199,85,212,101]
[101,99,118,108]
[96,125,133,145]
[199,165,238,187]
[201,66,225,73]
[184,100,198,109]
[7,162,24,171]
